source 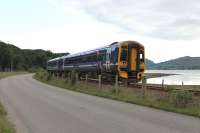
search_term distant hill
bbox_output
[0,41,69,71]
[147,56,200,70]
[146,59,156,69]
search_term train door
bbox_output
[106,47,111,71]
[117,43,128,78]
[130,48,137,71]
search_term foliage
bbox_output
[46,72,52,81]
[0,72,27,79]
[35,68,48,80]
[169,89,193,108]
[0,41,69,71]
[0,102,15,133]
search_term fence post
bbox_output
[57,72,59,79]
[75,73,79,83]
[67,72,71,83]
[71,70,76,85]
[115,75,119,94]
[162,79,165,88]
[142,76,147,97]
[85,74,88,84]
[98,75,102,88]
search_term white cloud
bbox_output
[60,0,200,40]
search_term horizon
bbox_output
[0,0,200,63]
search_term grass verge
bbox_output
[0,72,27,133]
[0,72,27,79]
[0,102,15,133]
[34,72,200,118]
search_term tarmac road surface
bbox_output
[0,74,199,133]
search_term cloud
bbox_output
[60,0,200,40]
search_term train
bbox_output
[47,40,145,81]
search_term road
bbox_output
[0,74,199,133]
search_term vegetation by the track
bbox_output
[0,72,28,133]
[34,70,200,118]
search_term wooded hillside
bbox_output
[0,41,69,71]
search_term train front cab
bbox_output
[117,41,145,81]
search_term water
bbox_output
[146,70,200,85]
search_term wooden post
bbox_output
[98,75,102,88]
[67,72,71,83]
[71,70,76,85]
[162,79,164,88]
[85,74,88,84]
[115,75,119,94]
[182,81,184,86]
[60,73,63,79]
[142,76,147,97]
[62,73,65,79]
[75,73,79,83]
[124,79,128,87]
[57,72,59,79]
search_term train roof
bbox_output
[47,57,61,62]
[57,42,119,60]
[47,41,144,62]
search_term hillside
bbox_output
[146,59,156,69]
[0,41,69,71]
[147,56,200,70]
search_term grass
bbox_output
[0,71,27,133]
[34,72,200,118]
[0,71,27,79]
[0,102,15,133]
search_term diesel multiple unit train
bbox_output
[47,40,145,81]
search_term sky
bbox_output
[0,0,200,63]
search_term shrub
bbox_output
[169,89,193,108]
[165,86,175,91]
[28,67,44,73]
[111,87,121,94]
[46,72,52,81]
[35,68,48,80]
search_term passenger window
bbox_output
[120,49,127,61]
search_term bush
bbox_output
[46,72,52,81]
[165,86,175,91]
[169,89,193,108]
[35,68,48,80]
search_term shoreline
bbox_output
[145,73,177,79]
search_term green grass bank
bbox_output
[34,70,200,118]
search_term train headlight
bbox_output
[137,72,144,79]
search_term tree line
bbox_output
[0,41,69,71]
